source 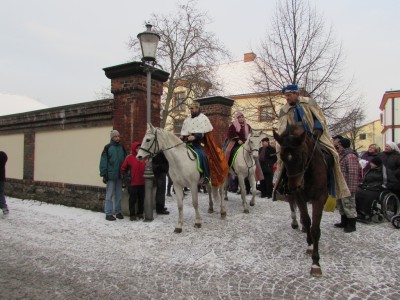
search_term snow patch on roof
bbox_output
[214,57,262,97]
[0,93,48,116]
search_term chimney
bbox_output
[244,52,256,62]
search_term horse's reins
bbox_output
[241,134,262,177]
[285,136,319,192]
[139,129,185,158]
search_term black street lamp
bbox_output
[137,23,160,221]
[137,23,160,123]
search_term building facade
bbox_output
[380,90,400,144]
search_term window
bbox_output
[359,133,366,140]
[174,119,184,134]
[259,105,274,122]
[173,92,186,111]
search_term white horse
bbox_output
[224,130,269,213]
[137,124,225,233]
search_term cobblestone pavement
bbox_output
[1,192,399,300]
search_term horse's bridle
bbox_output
[284,138,318,193]
[240,133,261,177]
[139,128,185,158]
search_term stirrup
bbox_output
[203,177,210,185]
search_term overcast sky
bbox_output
[1,0,399,122]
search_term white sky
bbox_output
[1,0,399,123]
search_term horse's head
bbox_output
[137,123,160,161]
[273,125,308,191]
[247,129,268,159]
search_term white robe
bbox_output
[181,113,213,136]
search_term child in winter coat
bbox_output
[121,142,145,221]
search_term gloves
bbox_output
[102,176,108,184]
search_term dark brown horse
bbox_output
[273,125,328,277]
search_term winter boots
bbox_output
[334,214,347,228]
[344,218,356,233]
[334,214,356,232]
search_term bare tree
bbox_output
[330,103,366,150]
[254,0,362,123]
[129,0,229,129]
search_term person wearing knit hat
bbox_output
[356,152,399,221]
[370,156,382,168]
[99,129,127,221]
[378,142,400,184]
[334,136,362,232]
[338,138,351,149]
[110,130,120,139]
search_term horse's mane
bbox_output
[148,126,182,145]
[280,125,309,149]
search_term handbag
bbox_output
[324,195,336,212]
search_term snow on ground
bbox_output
[1,192,399,300]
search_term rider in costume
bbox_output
[273,84,351,201]
[226,111,253,193]
[180,101,229,187]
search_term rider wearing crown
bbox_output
[180,101,229,187]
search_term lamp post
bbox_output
[137,23,160,222]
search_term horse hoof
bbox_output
[250,202,255,206]
[174,228,182,233]
[194,223,202,228]
[310,265,322,277]
[244,209,249,214]
[291,224,299,229]
[224,197,228,201]
[221,212,227,219]
[306,245,313,255]
[208,208,214,214]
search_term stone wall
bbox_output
[5,179,105,212]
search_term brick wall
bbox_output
[104,62,169,149]
[23,131,35,180]
[197,96,234,147]
[0,62,169,212]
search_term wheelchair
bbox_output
[392,215,400,229]
[358,190,400,224]
[379,190,400,221]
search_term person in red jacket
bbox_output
[121,142,145,221]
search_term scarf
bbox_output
[232,120,249,139]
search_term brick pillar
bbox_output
[196,96,234,147]
[103,62,169,151]
[24,131,35,180]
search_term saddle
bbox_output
[223,139,242,168]
[187,144,206,174]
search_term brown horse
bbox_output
[273,125,328,277]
